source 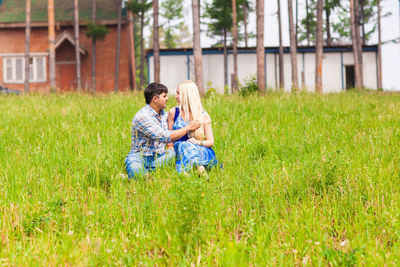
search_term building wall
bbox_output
[0,24,130,92]
[148,50,378,94]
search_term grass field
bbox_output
[0,91,399,265]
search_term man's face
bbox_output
[154,92,168,110]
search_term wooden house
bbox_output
[0,0,131,92]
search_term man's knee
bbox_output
[125,162,145,179]
[125,153,145,179]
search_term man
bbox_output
[125,83,201,179]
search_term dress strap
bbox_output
[174,107,180,122]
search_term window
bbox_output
[2,56,47,83]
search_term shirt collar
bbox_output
[146,104,165,117]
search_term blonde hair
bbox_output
[178,80,205,140]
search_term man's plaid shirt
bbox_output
[130,104,172,156]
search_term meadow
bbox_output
[0,91,399,265]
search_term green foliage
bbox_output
[204,0,248,45]
[238,75,258,96]
[1,92,400,265]
[298,0,388,45]
[160,0,186,48]
[125,0,152,16]
[85,22,110,42]
[322,246,363,266]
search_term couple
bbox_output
[125,80,219,179]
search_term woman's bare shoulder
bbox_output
[202,111,212,124]
[168,107,176,116]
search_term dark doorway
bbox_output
[345,65,355,90]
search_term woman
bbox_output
[167,80,219,174]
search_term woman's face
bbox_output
[176,87,181,105]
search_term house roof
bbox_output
[0,0,123,25]
[55,31,87,55]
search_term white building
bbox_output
[147,46,378,94]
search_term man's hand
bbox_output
[170,120,201,142]
[186,120,201,132]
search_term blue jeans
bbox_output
[125,150,176,179]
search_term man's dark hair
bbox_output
[144,83,168,104]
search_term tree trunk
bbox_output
[256,0,265,92]
[315,0,324,93]
[232,0,238,93]
[377,0,382,89]
[192,0,204,95]
[24,0,31,93]
[74,0,82,92]
[114,0,122,92]
[288,0,298,91]
[360,0,366,45]
[128,11,136,91]
[295,0,298,44]
[354,0,363,88]
[223,29,228,88]
[91,0,96,93]
[306,0,310,45]
[153,0,160,83]
[243,1,248,47]
[277,0,284,89]
[325,0,332,46]
[140,1,145,89]
[48,0,56,90]
[350,0,362,90]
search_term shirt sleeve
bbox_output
[133,114,172,142]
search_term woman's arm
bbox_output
[189,113,214,148]
[167,108,175,130]
[167,108,176,149]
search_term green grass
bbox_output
[0,91,399,265]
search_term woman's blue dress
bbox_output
[172,107,218,173]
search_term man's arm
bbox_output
[134,114,201,142]
[170,120,201,141]
[134,115,172,142]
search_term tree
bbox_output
[153,0,160,83]
[324,0,340,46]
[205,0,231,88]
[24,0,31,93]
[377,0,382,89]
[161,0,184,48]
[232,0,238,93]
[354,0,363,88]
[74,0,82,91]
[299,0,340,45]
[288,0,299,91]
[127,4,136,90]
[256,0,265,92]
[114,0,122,92]
[315,0,324,93]
[350,0,362,90]
[192,0,204,95]
[204,0,245,89]
[91,0,96,92]
[86,0,109,93]
[126,0,152,89]
[305,0,311,45]
[243,0,249,47]
[48,0,56,90]
[277,0,284,89]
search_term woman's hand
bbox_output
[188,137,201,146]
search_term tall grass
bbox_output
[0,91,399,265]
